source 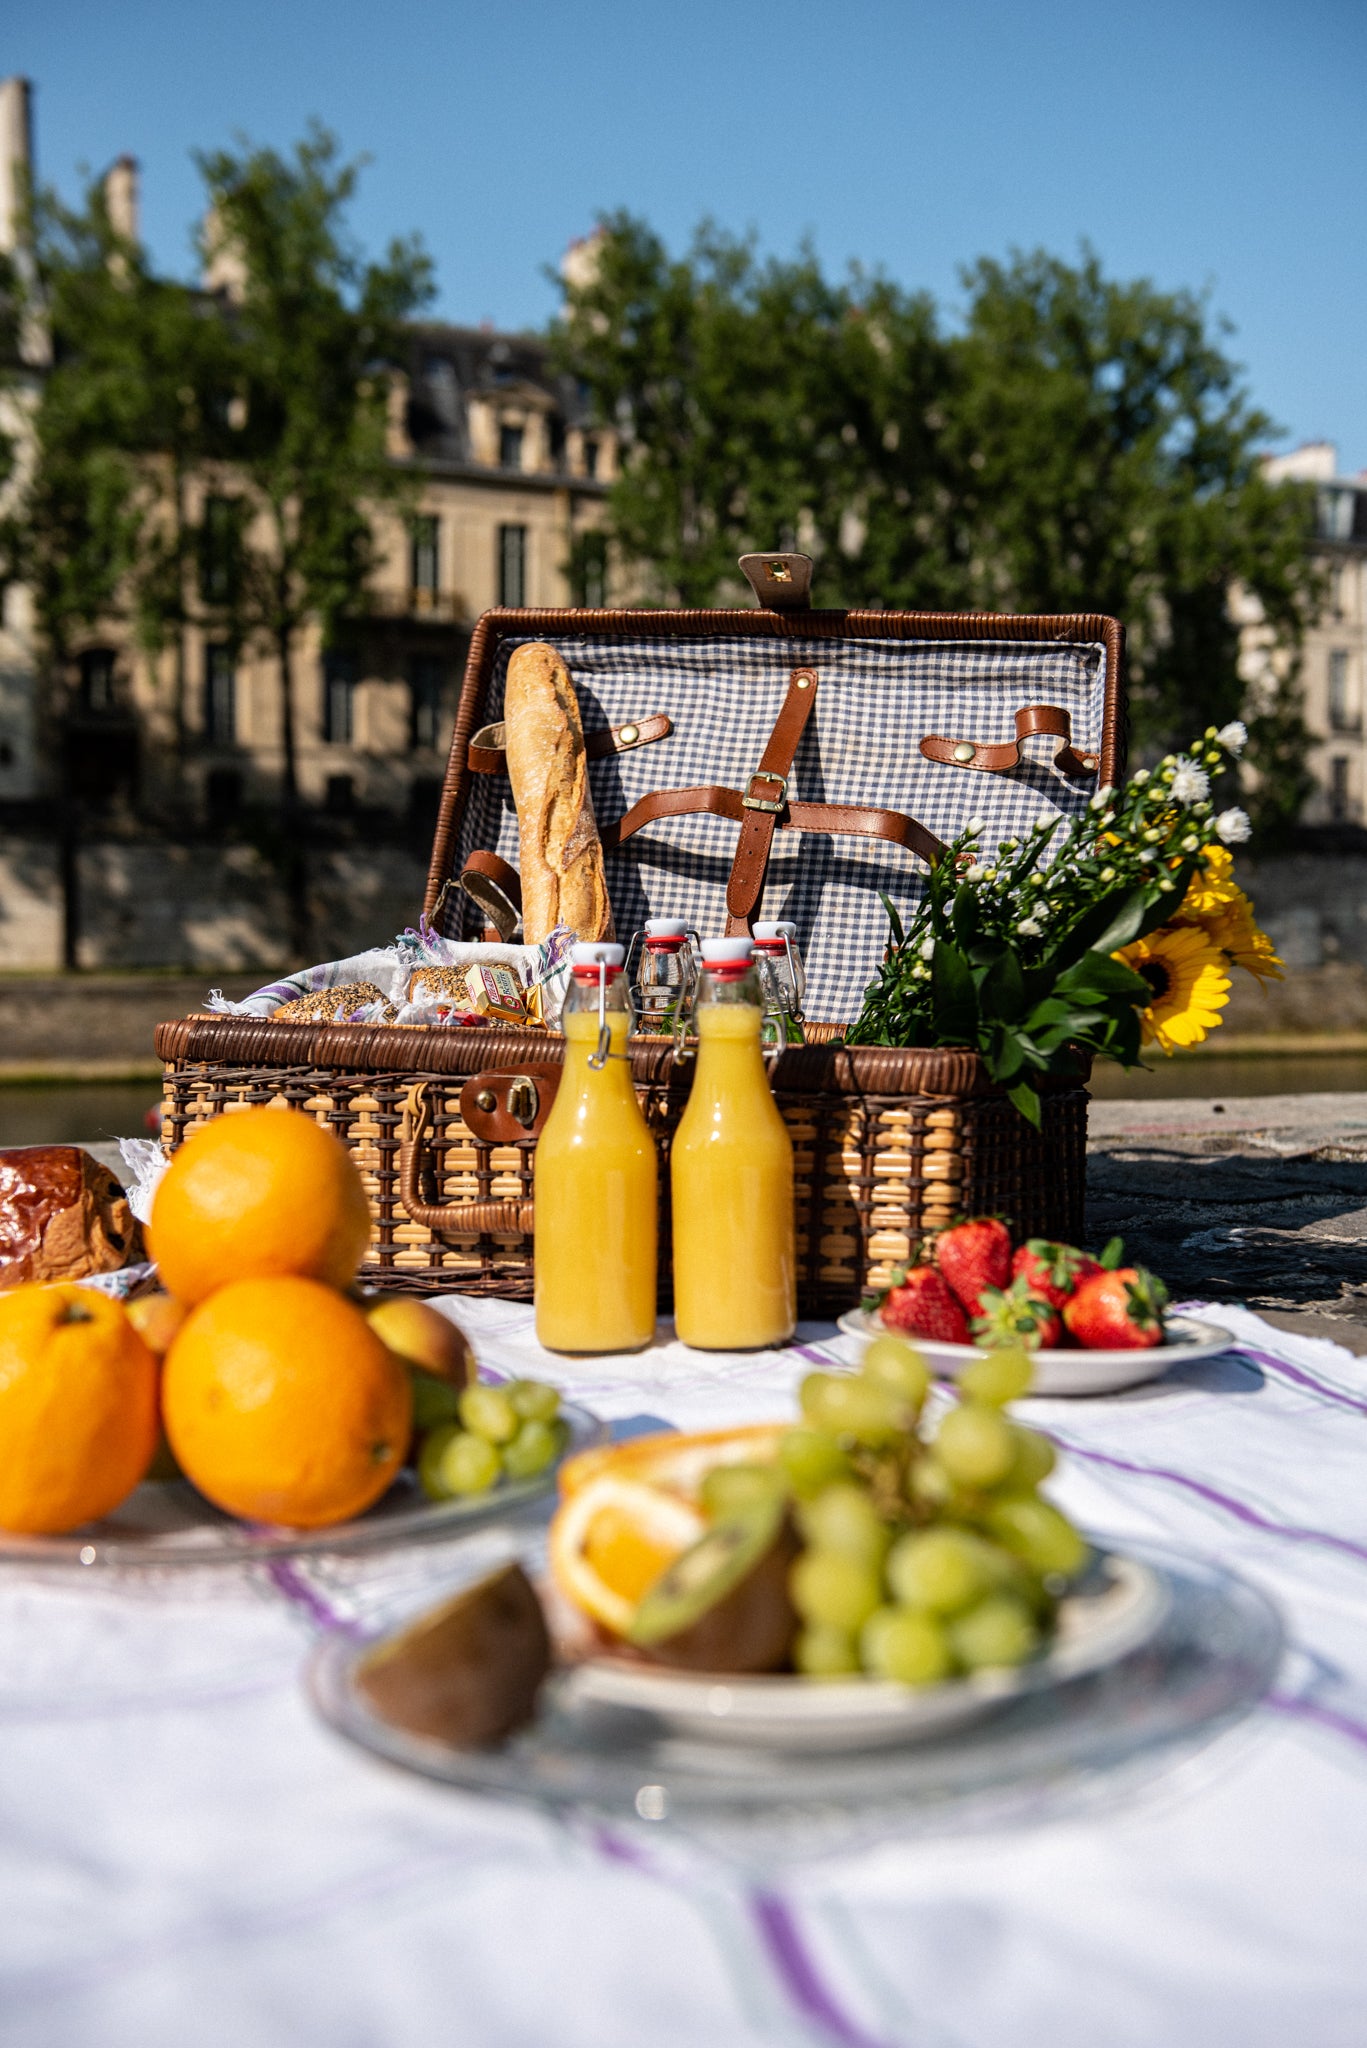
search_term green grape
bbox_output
[508,1379,561,1423]
[958,1346,1033,1408]
[860,1605,954,1685]
[789,1549,884,1632]
[860,1335,930,1410]
[886,1526,1000,1615]
[501,1419,560,1481]
[700,1462,785,1519]
[778,1427,851,1497]
[797,1483,891,1570]
[986,1495,1088,1577]
[906,1455,954,1512]
[433,1430,502,1497]
[794,1625,861,1678]
[1004,1423,1056,1491]
[933,1403,1017,1489]
[948,1592,1039,1670]
[417,1422,462,1501]
[409,1370,464,1433]
[798,1372,903,1446]
[458,1384,519,1446]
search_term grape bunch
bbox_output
[779,1337,1085,1683]
[414,1377,566,1501]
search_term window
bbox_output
[79,648,117,713]
[200,495,239,605]
[322,654,356,744]
[499,423,524,472]
[571,530,608,607]
[205,767,241,822]
[409,657,445,751]
[498,525,527,607]
[1330,756,1351,822]
[325,773,355,815]
[1319,488,1355,542]
[581,436,599,480]
[1329,649,1357,732]
[410,516,439,600]
[204,643,236,746]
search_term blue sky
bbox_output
[9,0,1367,471]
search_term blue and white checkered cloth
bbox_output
[450,632,1110,1021]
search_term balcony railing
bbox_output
[363,588,467,623]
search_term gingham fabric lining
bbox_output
[447,632,1109,1023]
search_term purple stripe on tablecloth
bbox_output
[750,1890,895,2048]
[1235,1346,1367,1420]
[1268,1689,1367,1755]
[266,1557,366,1639]
[1056,1440,1367,1566]
[791,1341,837,1368]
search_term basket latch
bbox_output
[738,552,814,611]
[458,1066,562,1143]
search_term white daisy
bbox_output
[1169,760,1210,805]
[1016,916,1043,937]
[1215,807,1252,844]
[1216,722,1248,755]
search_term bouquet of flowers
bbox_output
[848,723,1282,1123]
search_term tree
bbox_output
[558,220,1321,816]
[193,127,433,827]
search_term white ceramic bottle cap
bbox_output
[644,918,688,938]
[701,936,755,965]
[752,921,797,941]
[570,941,625,969]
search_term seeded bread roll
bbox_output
[502,642,613,945]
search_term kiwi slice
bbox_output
[627,1500,798,1674]
[356,1562,550,1747]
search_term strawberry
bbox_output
[879,1266,972,1345]
[971,1277,1063,1352]
[934,1216,1012,1319]
[1011,1239,1101,1312]
[1063,1267,1169,1351]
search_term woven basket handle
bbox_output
[399,1081,535,1237]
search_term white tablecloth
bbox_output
[1,1299,1365,2048]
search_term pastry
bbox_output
[502,642,613,945]
[0,1147,139,1287]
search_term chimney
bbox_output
[0,76,34,257]
[104,154,139,244]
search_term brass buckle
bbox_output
[742,770,789,815]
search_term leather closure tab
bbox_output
[920,704,1097,780]
[741,770,789,815]
[458,850,522,941]
[724,668,820,932]
[459,1065,562,1144]
[468,713,672,775]
[738,552,814,610]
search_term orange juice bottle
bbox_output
[671,937,796,1350]
[535,942,657,1353]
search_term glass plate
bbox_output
[0,1401,604,1569]
[307,1544,1282,1853]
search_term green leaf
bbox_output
[879,892,906,949]
[979,946,1027,1024]
[1053,952,1152,1002]
[1099,1236,1126,1269]
[1006,1080,1043,1127]
[930,940,979,1044]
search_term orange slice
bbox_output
[547,1473,706,1635]
[558,1422,786,1504]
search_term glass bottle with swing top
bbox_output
[629,917,697,1037]
[534,941,657,1353]
[752,920,806,1047]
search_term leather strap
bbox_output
[724,668,819,933]
[468,712,673,776]
[920,704,1098,779]
[600,785,942,868]
[459,849,522,942]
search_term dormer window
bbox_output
[499,424,524,471]
[582,436,599,479]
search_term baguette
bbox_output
[502,642,614,945]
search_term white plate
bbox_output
[835,1309,1233,1396]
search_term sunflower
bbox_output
[1202,896,1285,985]
[1177,845,1241,920]
[1115,925,1232,1053]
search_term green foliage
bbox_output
[558,223,1322,819]
[847,731,1249,1124]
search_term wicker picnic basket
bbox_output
[155,558,1124,1313]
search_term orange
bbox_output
[557,1422,786,1503]
[162,1276,412,1528]
[0,1285,160,1533]
[548,1472,705,1634]
[149,1105,371,1306]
